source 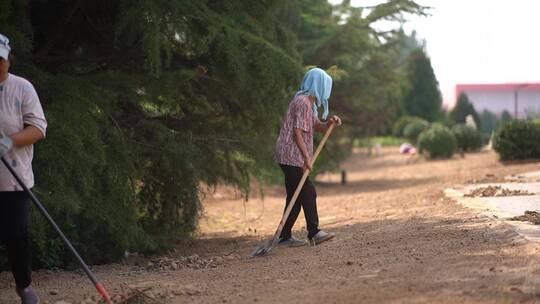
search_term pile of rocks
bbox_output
[509,210,540,224]
[138,253,241,272]
[144,254,216,271]
[465,185,534,197]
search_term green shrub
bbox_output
[393,116,416,137]
[451,124,483,152]
[418,125,456,159]
[493,120,540,160]
[403,119,429,143]
[393,116,427,137]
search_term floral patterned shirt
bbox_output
[275,94,317,167]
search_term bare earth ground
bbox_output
[2,148,540,303]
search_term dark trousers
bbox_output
[0,191,32,289]
[279,164,320,239]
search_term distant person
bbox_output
[399,143,416,155]
[274,67,342,247]
[0,33,47,304]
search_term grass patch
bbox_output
[355,136,406,148]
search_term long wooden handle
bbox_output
[271,123,336,244]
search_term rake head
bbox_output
[248,239,275,258]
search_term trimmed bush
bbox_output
[418,125,456,159]
[403,119,429,144]
[393,116,416,137]
[393,116,427,138]
[493,120,540,160]
[451,124,483,152]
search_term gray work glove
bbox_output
[0,137,13,157]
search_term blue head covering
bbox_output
[297,68,333,120]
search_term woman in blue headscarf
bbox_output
[274,67,342,247]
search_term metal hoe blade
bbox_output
[249,240,274,258]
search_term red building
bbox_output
[455,83,540,118]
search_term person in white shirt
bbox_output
[0,33,47,304]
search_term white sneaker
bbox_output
[309,230,335,245]
[279,236,308,247]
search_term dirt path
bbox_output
[2,148,540,303]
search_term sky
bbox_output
[329,0,540,108]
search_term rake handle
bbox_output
[270,123,336,246]
[1,157,112,304]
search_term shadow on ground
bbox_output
[158,215,540,303]
[315,176,436,196]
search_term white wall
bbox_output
[519,91,540,117]
[463,89,540,118]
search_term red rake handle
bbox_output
[0,157,112,304]
[96,283,112,304]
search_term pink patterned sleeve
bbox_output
[294,101,311,132]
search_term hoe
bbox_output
[249,123,335,258]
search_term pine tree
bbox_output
[450,93,480,126]
[479,110,498,134]
[0,0,303,266]
[499,110,513,128]
[0,0,426,267]
[403,49,442,122]
[294,0,425,134]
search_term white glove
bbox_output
[0,137,13,157]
